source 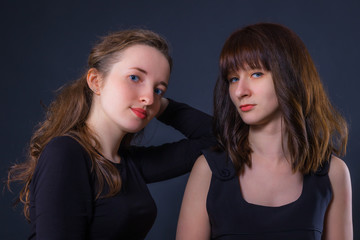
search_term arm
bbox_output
[176,155,212,240]
[130,98,216,183]
[322,156,353,240]
[32,136,93,239]
[156,98,214,141]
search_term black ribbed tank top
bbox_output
[203,149,332,240]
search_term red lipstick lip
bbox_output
[239,104,255,112]
[131,108,147,119]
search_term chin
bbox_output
[125,125,147,133]
[241,119,262,126]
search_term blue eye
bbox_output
[154,88,164,96]
[252,72,263,78]
[228,77,239,83]
[130,75,139,82]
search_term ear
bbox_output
[87,68,101,95]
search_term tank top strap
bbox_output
[202,148,236,180]
[314,155,332,176]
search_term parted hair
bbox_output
[7,29,172,220]
[213,23,348,174]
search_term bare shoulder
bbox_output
[187,155,212,188]
[177,154,212,240]
[192,155,212,176]
[322,156,353,239]
[328,155,351,186]
[327,155,352,205]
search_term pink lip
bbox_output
[240,104,255,112]
[131,108,147,119]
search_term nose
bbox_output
[234,79,250,98]
[139,87,154,105]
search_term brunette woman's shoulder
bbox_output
[322,156,353,239]
[201,147,235,180]
[192,155,212,175]
[327,155,352,201]
[328,156,351,184]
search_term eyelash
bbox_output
[154,88,164,96]
[228,72,264,83]
[251,72,263,78]
[228,77,239,83]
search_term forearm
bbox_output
[157,98,215,140]
[132,99,216,183]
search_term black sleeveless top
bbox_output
[203,149,332,240]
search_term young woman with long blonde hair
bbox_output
[8,29,215,239]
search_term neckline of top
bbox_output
[235,174,306,209]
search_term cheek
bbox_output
[267,88,278,104]
[228,87,236,104]
[263,90,279,110]
[260,81,277,100]
[110,81,135,100]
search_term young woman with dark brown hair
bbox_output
[177,23,352,240]
[7,29,215,239]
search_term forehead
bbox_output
[112,44,170,79]
[120,44,168,65]
[227,64,265,74]
[221,50,269,76]
[220,31,273,77]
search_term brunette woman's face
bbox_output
[228,66,281,127]
[96,44,170,134]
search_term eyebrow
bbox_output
[159,81,168,88]
[130,67,168,88]
[131,67,148,74]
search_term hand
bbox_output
[156,98,169,117]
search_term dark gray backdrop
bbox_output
[1,0,359,239]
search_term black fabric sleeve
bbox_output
[129,99,217,183]
[30,136,93,239]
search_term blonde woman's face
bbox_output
[96,44,170,134]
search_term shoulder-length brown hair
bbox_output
[214,23,348,174]
[7,29,172,220]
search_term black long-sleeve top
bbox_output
[28,99,215,240]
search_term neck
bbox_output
[86,106,126,164]
[248,118,289,164]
